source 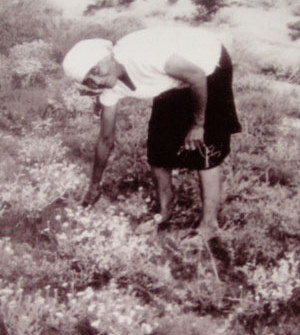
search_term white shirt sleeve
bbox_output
[99,89,120,107]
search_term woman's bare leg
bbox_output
[151,166,173,222]
[197,165,221,237]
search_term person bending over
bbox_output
[63,27,241,238]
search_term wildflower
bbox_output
[91,319,101,328]
[141,323,152,334]
[129,310,136,318]
[84,287,94,298]
[58,233,67,241]
[67,293,73,300]
[8,301,17,309]
[2,288,14,296]
[153,214,162,223]
[36,296,45,305]
[4,246,14,255]
[172,170,179,176]
[96,305,105,317]
[62,222,69,228]
[81,231,93,239]
[118,315,125,323]
[16,288,24,295]
[88,303,96,313]
[70,298,78,306]
[124,316,132,325]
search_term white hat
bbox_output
[62,39,113,83]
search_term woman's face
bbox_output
[82,55,118,90]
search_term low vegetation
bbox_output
[0,0,299,334]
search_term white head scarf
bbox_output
[62,38,113,83]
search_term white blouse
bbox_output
[100,27,222,106]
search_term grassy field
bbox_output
[0,1,299,334]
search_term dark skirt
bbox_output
[147,46,241,170]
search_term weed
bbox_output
[0,1,299,334]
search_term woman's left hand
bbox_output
[184,124,204,151]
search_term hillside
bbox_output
[0,1,299,335]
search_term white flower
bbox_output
[76,291,85,297]
[88,303,96,313]
[2,288,14,296]
[141,323,152,334]
[70,298,78,306]
[58,233,67,241]
[36,296,45,305]
[4,246,14,255]
[62,222,69,228]
[55,312,64,318]
[118,315,125,323]
[8,301,17,309]
[124,316,132,325]
[91,319,101,328]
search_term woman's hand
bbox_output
[184,124,205,151]
[76,83,104,96]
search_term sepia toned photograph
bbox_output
[0,1,299,334]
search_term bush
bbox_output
[8,40,59,89]
[0,0,60,55]
[84,0,135,16]
[0,1,299,334]
[192,0,225,21]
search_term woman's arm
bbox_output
[164,53,207,151]
[82,103,118,207]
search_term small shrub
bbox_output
[9,40,59,88]
[192,0,225,21]
[0,87,49,125]
[0,0,60,55]
[84,0,135,16]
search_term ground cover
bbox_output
[0,0,299,334]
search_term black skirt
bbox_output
[147,46,241,170]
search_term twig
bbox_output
[202,236,221,283]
